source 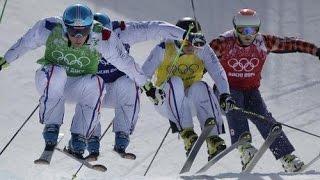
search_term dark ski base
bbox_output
[114,149,136,160]
[85,154,99,162]
[55,147,107,172]
[196,132,252,174]
[34,150,54,164]
[242,124,282,173]
[34,133,64,165]
[179,118,216,174]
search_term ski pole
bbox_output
[0,104,39,157]
[232,106,320,139]
[0,0,9,24]
[144,127,171,176]
[190,0,200,32]
[72,121,113,180]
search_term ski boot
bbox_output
[43,124,60,151]
[85,136,100,162]
[67,133,86,159]
[114,131,136,159]
[206,135,226,161]
[238,142,258,170]
[34,124,61,164]
[280,154,304,172]
[180,128,198,156]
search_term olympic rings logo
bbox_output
[227,58,259,72]
[51,50,91,68]
[166,64,200,74]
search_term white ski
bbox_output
[55,146,107,172]
[34,133,64,165]
[242,124,282,173]
[196,132,252,174]
[179,118,216,174]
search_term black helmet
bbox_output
[176,17,201,33]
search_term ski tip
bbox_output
[121,153,136,160]
[179,165,190,174]
[195,168,205,174]
[34,159,50,165]
[92,164,107,172]
[179,170,186,174]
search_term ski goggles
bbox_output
[236,26,259,36]
[66,25,91,38]
[175,40,204,49]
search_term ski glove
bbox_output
[142,82,165,105]
[219,93,236,113]
[316,48,320,60]
[184,32,206,47]
[0,57,9,71]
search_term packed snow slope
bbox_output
[0,0,320,179]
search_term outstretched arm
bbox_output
[4,17,60,63]
[142,43,165,79]
[118,21,186,45]
[99,32,148,87]
[263,34,318,56]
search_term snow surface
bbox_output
[0,0,320,179]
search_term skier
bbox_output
[0,4,164,160]
[85,13,207,160]
[210,8,320,172]
[142,17,235,161]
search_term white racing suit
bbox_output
[3,17,148,153]
[95,21,186,136]
[142,41,230,136]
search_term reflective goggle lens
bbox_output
[66,25,91,38]
[236,26,259,36]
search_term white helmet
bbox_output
[233,8,260,28]
[233,9,260,46]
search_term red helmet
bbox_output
[233,8,260,28]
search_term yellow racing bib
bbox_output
[155,42,204,88]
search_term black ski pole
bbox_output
[0,0,9,24]
[72,121,113,180]
[190,0,200,31]
[144,127,171,176]
[233,106,320,139]
[0,104,39,157]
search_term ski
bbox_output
[34,133,64,165]
[114,149,136,160]
[196,132,252,174]
[298,152,320,172]
[179,118,216,174]
[242,124,282,173]
[55,146,107,172]
[84,154,99,162]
